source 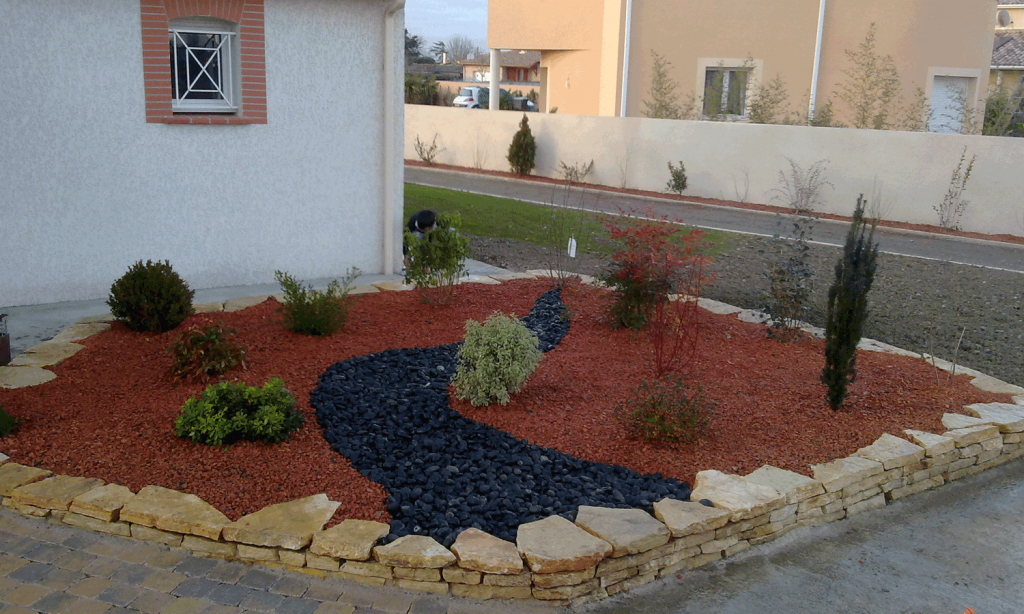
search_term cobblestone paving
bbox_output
[0,510,560,614]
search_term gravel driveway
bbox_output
[468,233,1024,388]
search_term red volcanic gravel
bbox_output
[0,279,1011,527]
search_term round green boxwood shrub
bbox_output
[174,378,302,446]
[453,312,543,406]
[107,260,194,333]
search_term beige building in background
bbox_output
[488,0,996,132]
[993,1,1024,92]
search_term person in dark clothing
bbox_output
[404,209,439,266]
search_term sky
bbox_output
[404,0,489,54]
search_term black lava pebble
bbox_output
[311,288,691,546]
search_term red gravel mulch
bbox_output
[0,279,1011,527]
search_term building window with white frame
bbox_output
[703,67,749,118]
[169,19,239,112]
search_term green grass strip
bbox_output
[404,183,734,257]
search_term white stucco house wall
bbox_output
[0,0,406,307]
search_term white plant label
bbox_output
[567,237,577,258]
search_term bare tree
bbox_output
[642,51,683,119]
[446,35,478,63]
[835,23,901,130]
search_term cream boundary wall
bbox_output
[491,0,994,122]
[2,281,1023,608]
[0,0,405,308]
[406,105,1024,238]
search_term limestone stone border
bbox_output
[1,270,1022,608]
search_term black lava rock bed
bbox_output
[311,289,692,546]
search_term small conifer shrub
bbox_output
[507,114,537,176]
[107,260,195,333]
[822,195,879,410]
[174,378,302,446]
[453,312,543,406]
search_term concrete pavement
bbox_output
[585,455,1024,614]
[406,166,1024,274]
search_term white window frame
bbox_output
[169,19,239,113]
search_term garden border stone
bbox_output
[1,270,1022,607]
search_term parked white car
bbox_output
[453,86,522,109]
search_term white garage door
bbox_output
[931,76,973,134]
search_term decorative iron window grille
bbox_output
[169,27,237,112]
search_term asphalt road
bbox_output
[406,166,1024,274]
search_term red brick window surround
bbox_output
[141,0,267,125]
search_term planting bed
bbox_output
[0,278,1012,535]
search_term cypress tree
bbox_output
[507,114,537,176]
[822,195,879,410]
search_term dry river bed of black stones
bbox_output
[310,288,694,547]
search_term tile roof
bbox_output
[993,31,1024,67]
[459,50,541,68]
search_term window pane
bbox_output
[170,31,228,102]
[703,69,723,116]
[725,70,747,116]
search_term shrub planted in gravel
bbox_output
[107,260,194,333]
[168,324,247,382]
[616,376,713,443]
[822,196,879,410]
[275,269,359,336]
[174,378,302,446]
[0,405,20,438]
[453,312,543,406]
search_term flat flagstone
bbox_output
[9,341,84,367]
[689,470,785,521]
[0,463,53,496]
[222,494,340,550]
[76,313,115,324]
[574,506,670,557]
[193,302,224,313]
[696,298,744,315]
[855,434,926,470]
[51,322,111,343]
[488,272,537,282]
[458,275,502,285]
[70,484,136,522]
[0,366,56,389]
[968,375,1024,396]
[348,284,380,295]
[811,456,884,493]
[516,515,612,574]
[652,498,732,537]
[12,475,104,511]
[310,519,390,561]
[904,430,956,457]
[373,535,455,568]
[372,281,414,292]
[450,528,523,574]
[119,485,229,540]
[745,465,825,504]
[943,425,1002,447]
[964,403,1024,432]
[223,296,271,312]
[942,413,987,430]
